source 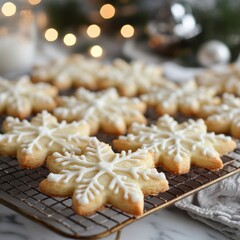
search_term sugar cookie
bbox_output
[114,115,236,174]
[0,76,57,119]
[196,64,240,96]
[40,138,169,216]
[200,93,240,138]
[140,80,219,116]
[0,111,90,168]
[54,88,147,135]
[32,54,103,90]
[98,59,176,97]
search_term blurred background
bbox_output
[0,0,240,75]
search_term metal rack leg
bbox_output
[115,230,121,240]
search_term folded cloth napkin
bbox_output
[175,173,240,240]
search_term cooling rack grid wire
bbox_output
[0,116,240,239]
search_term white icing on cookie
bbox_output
[32,54,103,88]
[202,93,240,133]
[196,65,240,96]
[54,88,146,133]
[140,80,218,114]
[119,115,231,163]
[0,76,57,116]
[97,59,176,95]
[48,138,166,205]
[0,111,90,155]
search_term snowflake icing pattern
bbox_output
[97,59,174,96]
[54,88,146,134]
[0,111,90,168]
[0,76,57,118]
[116,115,234,174]
[203,93,240,137]
[32,55,102,89]
[41,138,168,215]
[140,81,218,115]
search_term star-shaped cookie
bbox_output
[97,59,176,97]
[196,64,240,96]
[54,88,147,135]
[0,76,57,119]
[0,111,90,168]
[31,54,103,90]
[200,93,240,138]
[40,138,169,216]
[140,80,219,116]
[114,115,236,174]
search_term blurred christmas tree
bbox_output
[38,0,240,63]
[190,0,240,61]
[43,0,151,36]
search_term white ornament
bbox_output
[197,40,231,67]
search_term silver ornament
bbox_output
[197,40,231,67]
[146,1,201,47]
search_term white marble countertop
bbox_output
[0,204,229,240]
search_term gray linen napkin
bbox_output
[175,173,240,240]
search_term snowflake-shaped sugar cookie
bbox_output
[40,138,168,216]
[196,64,240,96]
[0,111,91,168]
[114,115,236,174]
[201,93,240,138]
[54,88,147,135]
[97,59,176,97]
[0,76,57,119]
[31,54,103,90]
[140,80,219,116]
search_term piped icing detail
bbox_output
[119,115,232,164]
[196,65,240,96]
[97,59,176,95]
[140,80,218,114]
[0,76,57,117]
[0,111,90,155]
[32,54,103,88]
[202,93,240,132]
[48,138,166,205]
[53,87,146,133]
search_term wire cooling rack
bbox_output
[0,144,239,239]
[0,109,240,239]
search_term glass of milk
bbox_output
[0,2,36,77]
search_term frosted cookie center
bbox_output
[9,87,27,95]
[92,99,106,108]
[38,126,52,136]
[171,132,183,140]
[97,161,113,172]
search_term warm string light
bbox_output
[34,0,135,49]
[87,24,101,38]
[100,4,115,19]
[120,24,134,38]
[28,0,41,5]
[1,2,16,17]
[45,28,58,42]
[63,33,76,46]
[90,45,103,58]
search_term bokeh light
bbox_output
[45,28,58,42]
[28,0,41,5]
[100,4,115,19]
[1,2,16,17]
[87,24,101,38]
[120,24,135,38]
[63,33,77,46]
[90,45,103,58]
